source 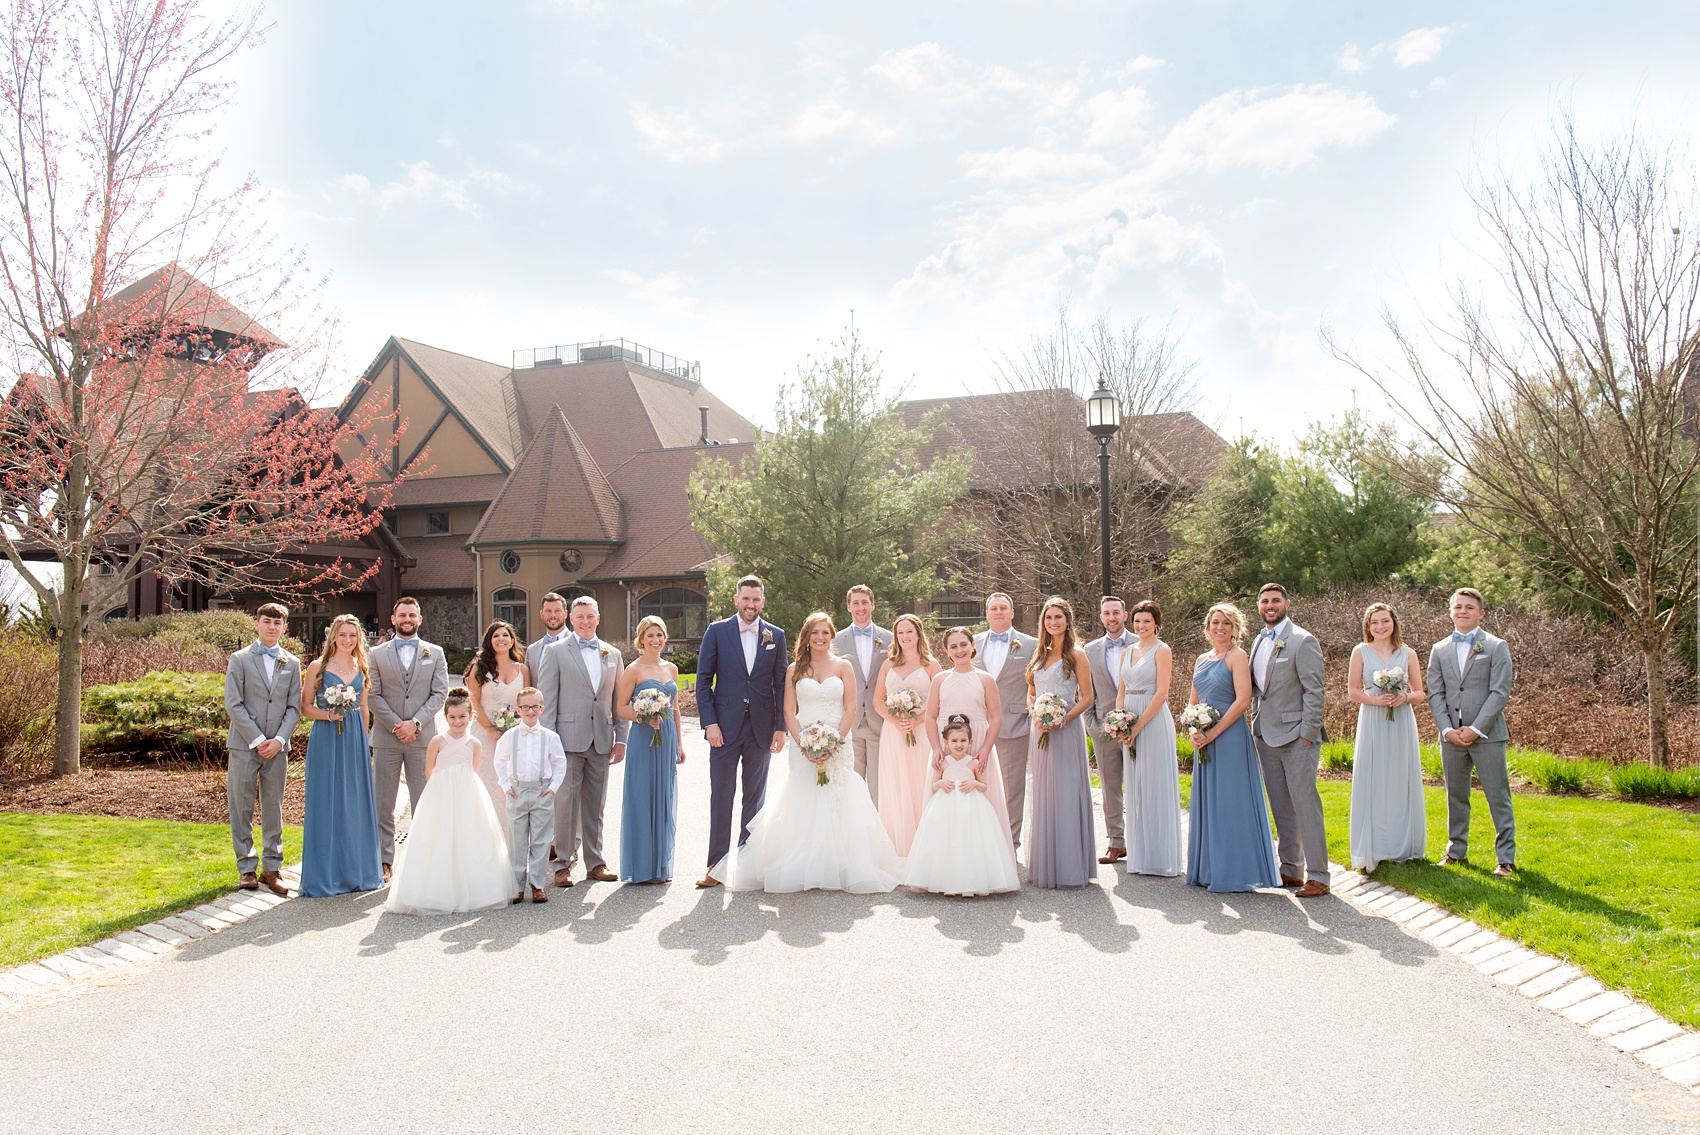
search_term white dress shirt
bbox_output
[1454,632,1476,677]
[395,635,418,672]
[1103,634,1130,684]
[573,634,604,695]
[246,641,290,750]
[852,623,875,677]
[1250,618,1289,694]
[981,632,1011,678]
[494,724,568,793]
[739,618,759,672]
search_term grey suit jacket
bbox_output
[833,623,893,740]
[973,629,1039,739]
[536,635,629,754]
[1080,636,1124,736]
[224,646,302,753]
[525,634,563,683]
[1427,632,1513,743]
[367,637,450,752]
[1249,620,1326,748]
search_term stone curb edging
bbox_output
[0,865,301,1014]
[1327,862,1700,1095]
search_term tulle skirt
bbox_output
[904,787,1021,896]
[386,764,512,914]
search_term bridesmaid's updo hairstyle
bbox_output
[1129,599,1162,631]
[941,714,973,743]
[1361,602,1403,650]
[314,613,370,692]
[444,686,473,713]
[470,619,525,685]
[1202,602,1246,646]
[790,611,838,687]
[886,613,935,666]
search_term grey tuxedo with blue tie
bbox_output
[1427,628,1515,864]
[1248,618,1329,884]
[367,634,450,863]
[223,641,302,875]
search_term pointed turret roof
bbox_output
[95,263,284,348]
[468,405,624,545]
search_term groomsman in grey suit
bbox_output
[1427,587,1517,874]
[367,596,451,876]
[1081,596,1133,864]
[1248,583,1331,897]
[833,584,892,803]
[525,591,570,679]
[537,594,628,886]
[974,592,1039,850]
[223,602,302,895]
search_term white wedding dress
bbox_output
[713,675,905,893]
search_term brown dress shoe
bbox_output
[554,867,574,887]
[1280,875,1304,888]
[696,874,722,889]
[1296,880,1331,898]
[531,886,548,903]
[512,892,524,904]
[382,863,393,882]
[239,872,259,891]
[1438,855,1467,867]
[586,865,617,882]
[1493,863,1516,877]
[1099,847,1127,864]
[258,870,289,897]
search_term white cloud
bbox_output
[866,42,1074,111]
[959,147,1115,184]
[1391,26,1451,68]
[334,161,481,215]
[603,268,698,315]
[629,102,725,162]
[1338,43,1366,73]
[1081,86,1154,147]
[1154,85,1396,176]
[1111,55,1164,78]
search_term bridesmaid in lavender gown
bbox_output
[1184,603,1279,893]
[1025,597,1097,889]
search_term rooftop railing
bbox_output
[513,339,700,382]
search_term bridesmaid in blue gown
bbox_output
[299,615,384,896]
[1184,603,1280,893]
[615,616,684,884]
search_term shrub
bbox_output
[1510,749,1610,795]
[1175,734,1194,770]
[1320,739,1354,772]
[665,649,699,676]
[0,631,57,781]
[81,670,229,761]
[1608,763,1700,801]
[443,647,477,680]
[97,609,304,655]
[80,635,229,686]
[1420,743,1445,782]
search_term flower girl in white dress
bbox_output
[904,715,1021,896]
[387,687,513,914]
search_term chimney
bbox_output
[698,405,710,446]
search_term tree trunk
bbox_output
[1642,637,1671,769]
[52,612,83,776]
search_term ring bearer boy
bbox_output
[494,687,568,903]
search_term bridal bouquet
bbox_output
[491,704,520,732]
[1177,703,1221,762]
[797,722,843,785]
[1371,667,1409,722]
[1101,709,1136,754]
[320,683,360,734]
[884,687,925,745]
[1031,693,1069,749]
[631,686,673,747]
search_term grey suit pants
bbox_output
[373,744,427,865]
[555,747,610,871]
[1442,739,1516,864]
[509,780,555,892]
[852,728,880,806]
[227,747,286,874]
[1253,735,1329,882]
[994,734,1030,850]
[1089,729,1126,849]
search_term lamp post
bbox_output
[1086,380,1122,600]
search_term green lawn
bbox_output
[1175,774,1699,1028]
[0,812,303,968]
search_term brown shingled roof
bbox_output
[468,405,624,546]
[387,472,508,508]
[391,337,518,469]
[93,263,284,347]
[586,443,752,581]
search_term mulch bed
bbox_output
[0,760,307,825]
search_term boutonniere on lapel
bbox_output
[761,629,773,646]
[1471,640,1486,657]
[274,654,288,676]
[1272,638,1288,654]
[420,647,433,661]
[1009,640,1021,655]
[599,645,612,661]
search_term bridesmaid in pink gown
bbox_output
[925,626,1013,855]
[873,614,941,854]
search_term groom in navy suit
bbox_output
[695,574,789,888]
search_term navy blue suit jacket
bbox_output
[696,615,788,749]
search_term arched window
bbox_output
[492,587,528,642]
[637,586,707,641]
[552,584,592,604]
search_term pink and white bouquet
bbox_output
[797,722,843,785]
[1031,693,1069,749]
[320,682,359,734]
[1177,703,1221,761]
[884,686,925,746]
[631,686,673,747]
[491,704,520,732]
[1101,709,1137,753]
[1371,667,1408,722]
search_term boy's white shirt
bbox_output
[493,723,568,794]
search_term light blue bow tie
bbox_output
[252,642,279,659]
[542,633,560,645]
[852,625,875,638]
[576,637,600,650]
[987,631,1010,644]
[1452,631,1476,644]
[1106,636,1128,648]
[1261,628,1278,639]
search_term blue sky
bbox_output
[224,1,1700,443]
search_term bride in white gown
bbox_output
[714,611,905,894]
